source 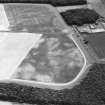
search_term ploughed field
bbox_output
[11,32,84,83]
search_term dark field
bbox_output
[1,0,87,6]
[61,9,100,26]
[81,32,105,60]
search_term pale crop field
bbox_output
[0,4,9,30]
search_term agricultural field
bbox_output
[0,1,105,105]
[11,32,84,83]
